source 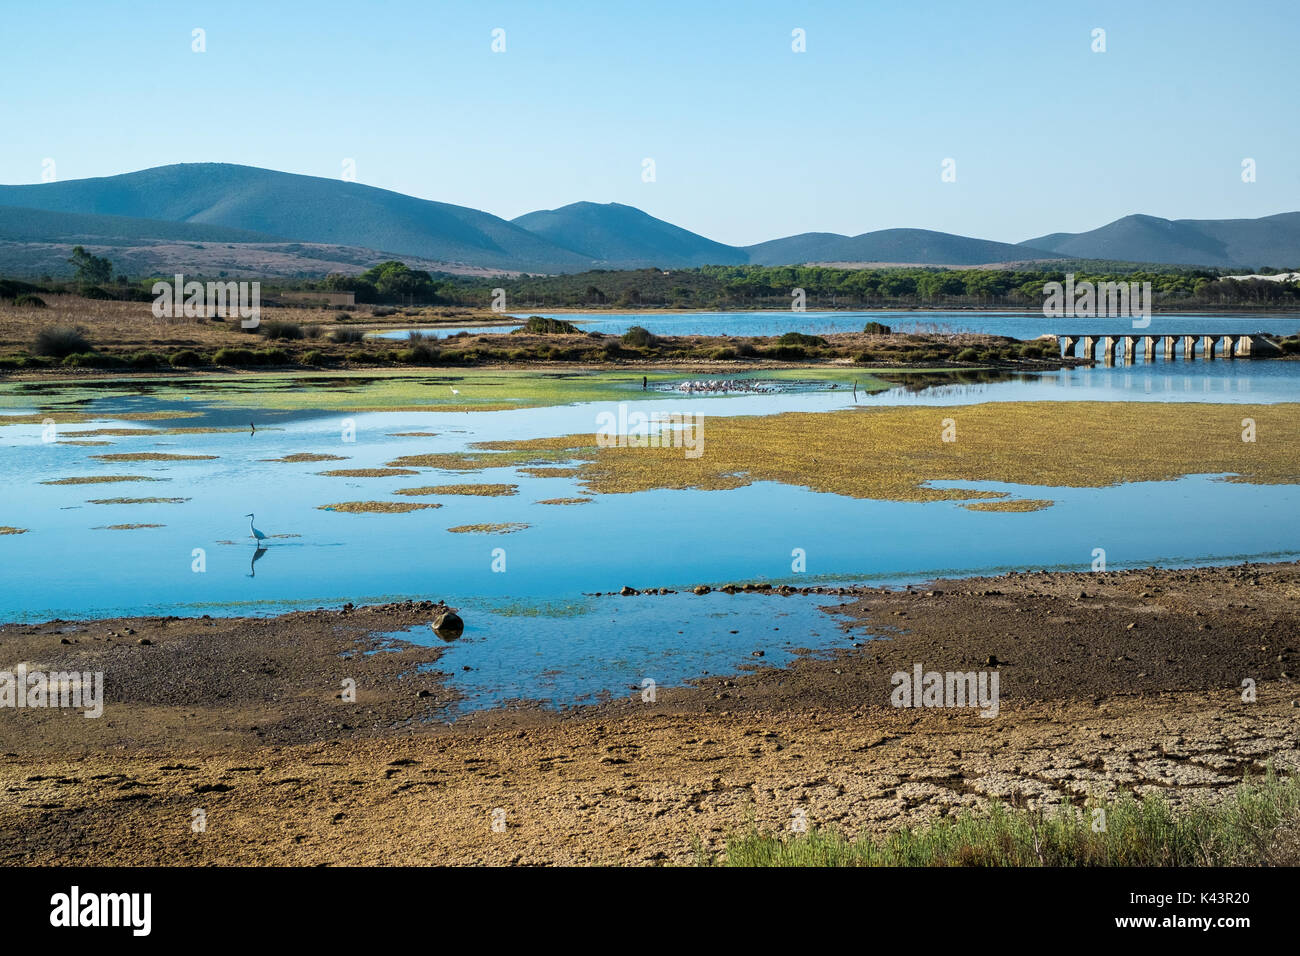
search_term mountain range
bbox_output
[0,163,1297,278]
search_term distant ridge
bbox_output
[0,164,592,273]
[0,163,1296,276]
[745,228,1064,267]
[1021,213,1300,268]
[511,201,747,268]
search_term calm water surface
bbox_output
[3,354,1298,712]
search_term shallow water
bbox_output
[3,360,1299,711]
[378,592,862,715]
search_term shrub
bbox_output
[735,342,758,358]
[262,321,303,341]
[128,352,166,369]
[33,325,90,357]
[214,348,257,366]
[864,321,892,334]
[955,347,980,362]
[711,347,737,360]
[170,350,204,367]
[303,350,328,365]
[61,352,95,367]
[0,279,41,300]
[329,328,366,344]
[372,307,397,317]
[515,316,581,335]
[407,342,439,364]
[303,324,322,339]
[777,331,827,348]
[14,294,47,309]
[763,344,806,360]
[258,348,288,365]
[622,325,657,348]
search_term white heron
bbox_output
[450,387,460,395]
[245,513,268,543]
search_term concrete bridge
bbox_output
[1055,332,1276,362]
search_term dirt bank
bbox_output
[0,562,1296,864]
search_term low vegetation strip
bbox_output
[706,770,1300,867]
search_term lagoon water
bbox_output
[3,336,1299,712]
[374,309,1300,342]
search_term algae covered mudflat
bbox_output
[482,401,1300,507]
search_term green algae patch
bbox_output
[962,498,1055,513]
[42,475,164,485]
[91,452,217,462]
[318,501,442,514]
[1,368,849,420]
[93,523,166,530]
[394,483,518,497]
[509,402,1300,504]
[536,497,592,506]
[0,526,27,535]
[447,522,530,534]
[317,467,421,478]
[59,440,113,447]
[262,453,349,463]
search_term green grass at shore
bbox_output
[704,770,1300,867]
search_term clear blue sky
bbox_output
[1,0,1295,246]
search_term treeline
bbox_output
[309,264,1300,311]
[5,262,1300,312]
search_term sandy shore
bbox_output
[1,562,1297,865]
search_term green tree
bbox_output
[67,246,113,286]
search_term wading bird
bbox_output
[245,513,268,543]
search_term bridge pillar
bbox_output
[1203,334,1218,359]
[1142,335,1157,361]
[1183,335,1199,359]
[1222,334,1238,358]
[1238,335,1254,357]
[1102,336,1118,364]
[1058,335,1079,357]
[1081,335,1098,360]
[1162,335,1178,359]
